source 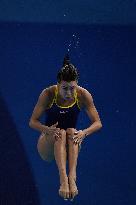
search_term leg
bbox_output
[54,129,69,199]
[37,132,55,162]
[66,128,80,199]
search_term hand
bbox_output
[72,130,86,145]
[42,122,61,140]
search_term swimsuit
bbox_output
[45,86,81,130]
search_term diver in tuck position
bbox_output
[29,54,102,200]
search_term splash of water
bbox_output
[67,33,81,55]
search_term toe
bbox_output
[72,192,76,199]
[63,192,67,199]
[66,192,69,199]
[59,181,69,199]
[69,192,72,199]
[71,190,78,199]
[59,190,62,197]
[59,190,64,198]
[74,191,78,197]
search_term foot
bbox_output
[59,177,70,200]
[68,176,78,200]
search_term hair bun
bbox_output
[63,54,70,67]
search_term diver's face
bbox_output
[57,80,78,100]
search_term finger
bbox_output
[78,138,82,144]
[73,135,78,141]
[54,136,58,141]
[54,133,60,139]
[52,121,58,127]
[55,135,58,141]
[73,137,78,141]
[78,141,81,146]
[56,131,60,136]
[74,140,78,145]
[51,127,60,132]
[55,135,59,141]
[73,135,78,140]
[74,138,80,144]
[57,130,61,135]
[77,140,81,145]
[52,128,59,134]
[49,128,59,134]
[57,134,61,139]
[79,139,82,144]
[74,130,81,134]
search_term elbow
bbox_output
[29,119,33,128]
[98,121,102,129]
[92,120,102,130]
[94,120,102,129]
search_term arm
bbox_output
[29,88,51,133]
[82,88,102,137]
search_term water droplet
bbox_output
[72,34,76,38]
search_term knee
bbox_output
[66,128,77,141]
[55,129,67,144]
[66,128,77,136]
[60,129,67,137]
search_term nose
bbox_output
[65,93,72,98]
[66,91,71,96]
[66,94,71,97]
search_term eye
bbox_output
[63,87,74,90]
[63,87,68,90]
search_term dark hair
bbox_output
[57,54,79,83]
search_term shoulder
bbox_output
[39,85,55,107]
[78,86,93,97]
[77,86,94,109]
[41,85,55,95]
[48,85,57,97]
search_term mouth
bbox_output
[66,96,72,99]
[65,96,73,100]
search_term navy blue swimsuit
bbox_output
[45,87,81,130]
